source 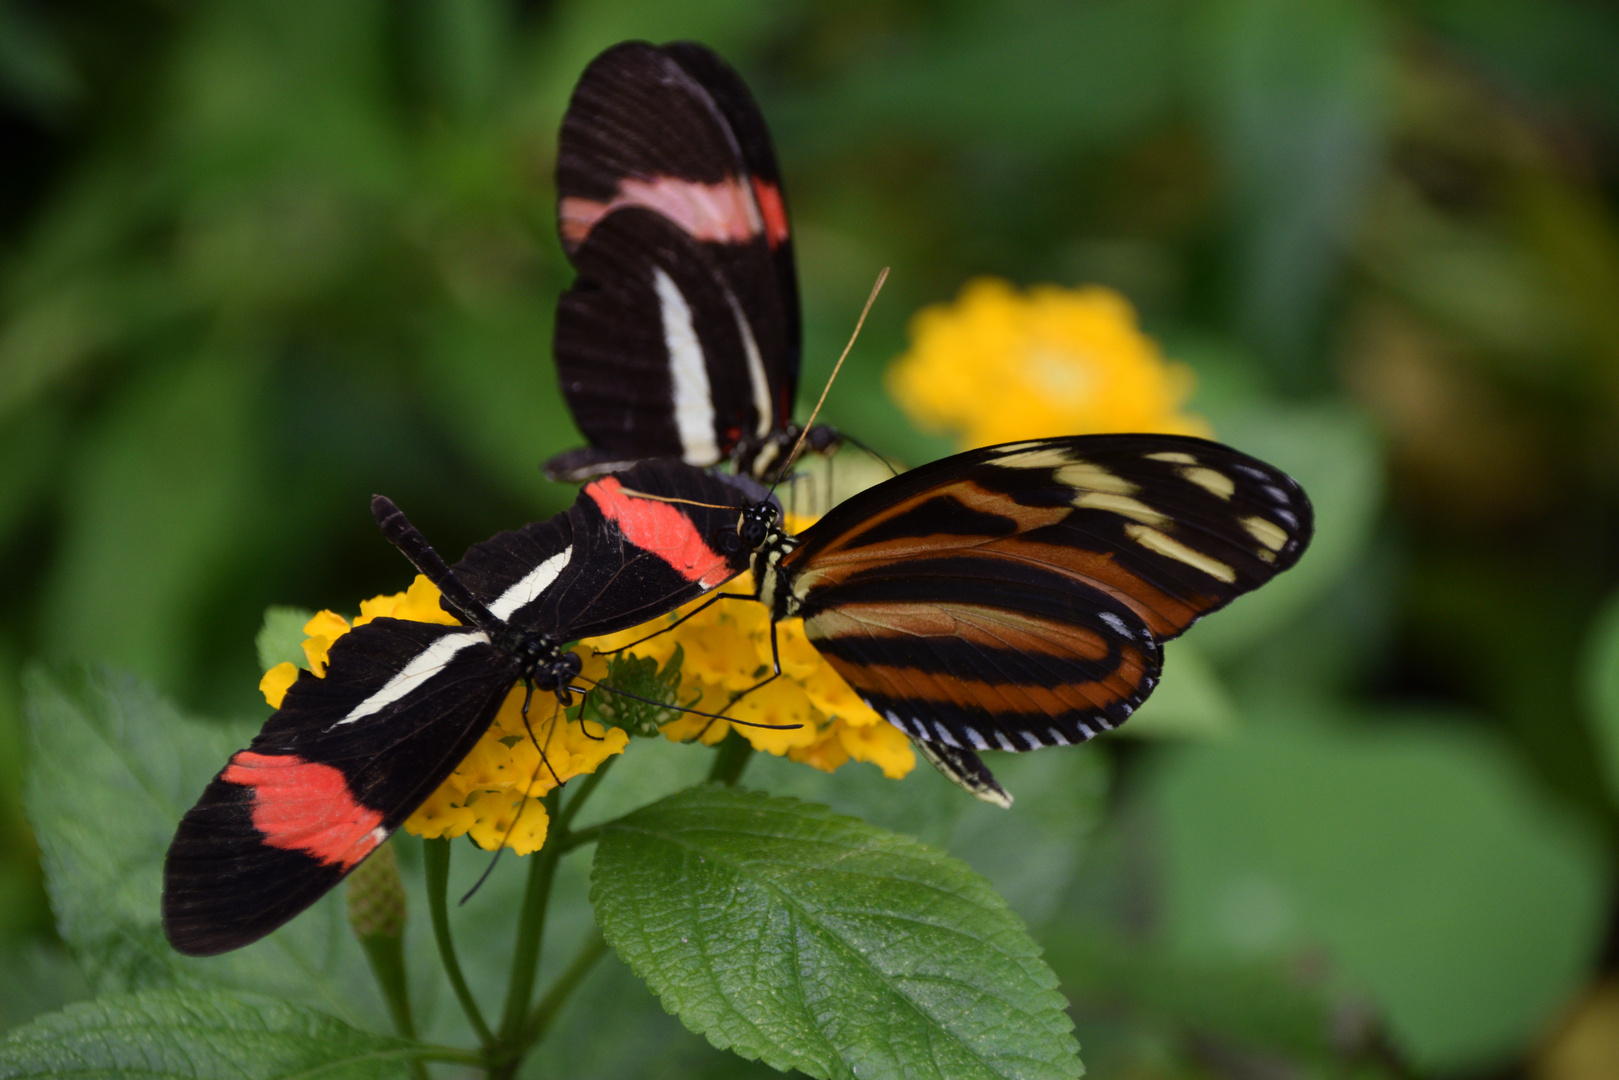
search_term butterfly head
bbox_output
[734,499,802,617]
[497,628,582,703]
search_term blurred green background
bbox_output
[4,0,1619,1076]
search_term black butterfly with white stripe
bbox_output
[545,40,836,482]
[162,463,764,956]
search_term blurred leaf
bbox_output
[253,607,313,673]
[1046,929,1338,1062]
[0,990,418,1080]
[1150,717,1610,1070]
[0,943,88,1035]
[811,0,1176,154]
[745,739,1110,927]
[22,664,382,1029]
[1193,0,1387,380]
[1580,587,1619,808]
[0,403,65,548]
[0,1,80,119]
[415,304,572,513]
[1124,641,1237,740]
[592,785,1080,1080]
[1185,404,1383,660]
[40,349,263,694]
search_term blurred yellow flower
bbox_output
[257,576,626,856]
[887,277,1208,448]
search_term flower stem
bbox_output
[495,788,564,1053]
[356,931,427,1080]
[423,838,495,1049]
[523,929,609,1051]
[708,730,755,786]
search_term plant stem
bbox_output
[523,929,609,1051]
[423,838,495,1049]
[357,931,428,1080]
[495,788,564,1052]
[708,730,755,786]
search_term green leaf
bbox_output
[1184,404,1383,659]
[592,785,1080,1080]
[254,607,314,673]
[21,663,382,1029]
[0,989,421,1079]
[1122,641,1237,740]
[1150,718,1609,1069]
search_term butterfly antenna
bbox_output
[459,693,563,905]
[837,432,900,477]
[613,490,738,511]
[770,266,890,496]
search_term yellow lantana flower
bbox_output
[577,563,915,782]
[258,576,627,855]
[887,277,1208,449]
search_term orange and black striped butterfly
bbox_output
[728,433,1312,804]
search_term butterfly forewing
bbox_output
[784,434,1312,753]
[163,619,513,956]
[449,461,763,640]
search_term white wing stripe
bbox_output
[337,631,491,726]
[489,546,571,622]
[654,268,719,464]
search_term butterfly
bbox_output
[163,462,765,956]
[545,40,838,483]
[707,433,1314,804]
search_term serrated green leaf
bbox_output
[592,785,1080,1080]
[22,663,381,1029]
[0,989,420,1079]
[254,607,314,674]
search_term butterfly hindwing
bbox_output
[784,434,1312,754]
[552,208,776,478]
[163,618,513,956]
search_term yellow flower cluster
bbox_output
[578,568,915,781]
[258,576,627,856]
[887,277,1208,449]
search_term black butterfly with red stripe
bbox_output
[546,40,836,483]
[726,433,1313,804]
[163,463,764,956]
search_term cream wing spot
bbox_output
[1180,466,1235,499]
[993,446,1075,470]
[1073,490,1166,526]
[1054,461,1138,495]
[1145,451,1197,464]
[1243,515,1290,552]
[1124,524,1237,583]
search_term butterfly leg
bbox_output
[596,592,756,655]
[720,618,785,710]
[461,697,564,905]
